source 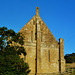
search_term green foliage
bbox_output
[0,27,30,75]
[65,53,75,63]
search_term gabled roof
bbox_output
[19,7,59,47]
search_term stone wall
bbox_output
[19,7,65,75]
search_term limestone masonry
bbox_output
[19,7,65,75]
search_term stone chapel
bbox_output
[19,7,65,75]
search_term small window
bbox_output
[48,50,50,62]
[31,31,33,42]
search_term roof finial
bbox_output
[36,7,39,16]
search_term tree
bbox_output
[0,27,30,75]
[64,53,75,63]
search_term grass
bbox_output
[65,63,75,75]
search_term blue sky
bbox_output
[0,0,75,55]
